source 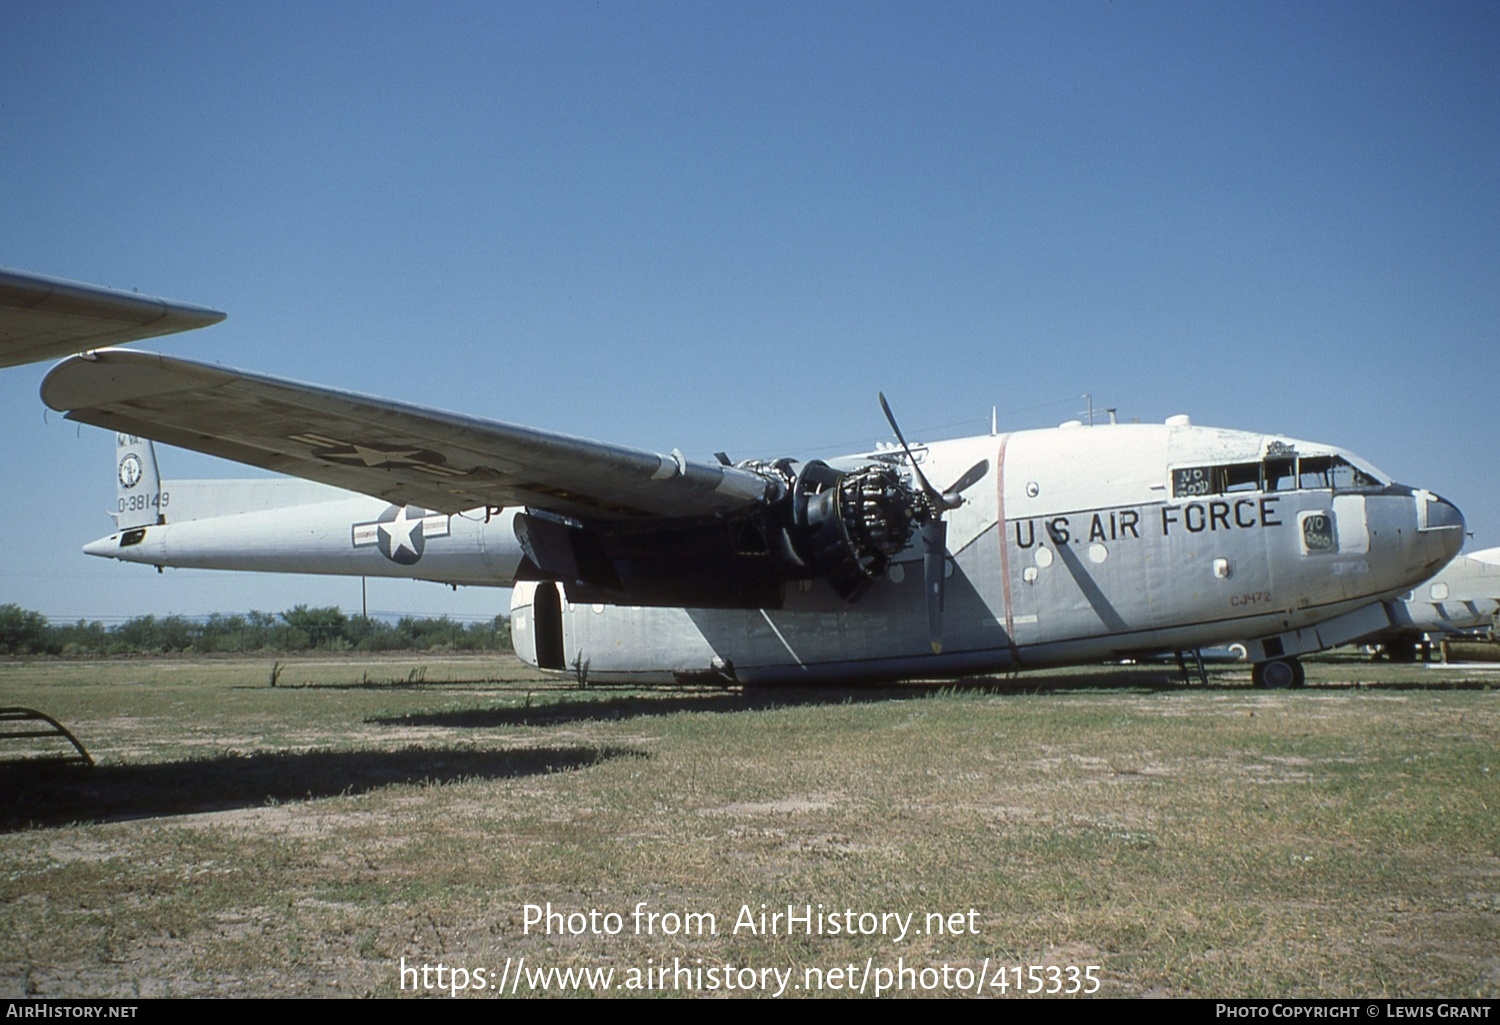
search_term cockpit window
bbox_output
[1172,463,1261,498]
[1264,458,1295,492]
[1222,463,1260,493]
[1172,467,1213,497]
[1173,455,1382,498]
[1296,455,1381,491]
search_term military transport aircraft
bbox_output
[7,269,1470,688]
[1360,547,1500,661]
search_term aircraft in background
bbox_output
[1360,548,1500,661]
[0,268,223,369]
[42,347,1464,689]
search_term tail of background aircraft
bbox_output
[113,433,164,529]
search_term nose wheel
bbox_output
[1252,657,1305,689]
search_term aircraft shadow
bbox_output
[371,667,1205,730]
[942,668,1201,692]
[1317,677,1499,691]
[0,744,641,832]
[371,688,921,729]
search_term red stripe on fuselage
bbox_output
[994,434,1020,664]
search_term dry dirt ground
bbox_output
[1,653,1496,998]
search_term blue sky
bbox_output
[3,1,1497,623]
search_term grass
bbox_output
[0,653,1495,998]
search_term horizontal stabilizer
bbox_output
[160,478,362,522]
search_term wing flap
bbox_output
[0,269,225,369]
[42,350,770,521]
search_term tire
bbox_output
[1253,657,1303,689]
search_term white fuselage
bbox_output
[510,421,1462,682]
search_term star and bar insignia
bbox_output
[291,433,464,477]
[352,504,451,565]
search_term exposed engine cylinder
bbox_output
[789,460,924,599]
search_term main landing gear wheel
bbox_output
[1252,657,1305,689]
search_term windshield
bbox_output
[1172,454,1385,498]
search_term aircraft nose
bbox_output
[1421,492,1465,533]
[1416,491,1465,562]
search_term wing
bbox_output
[0,269,226,370]
[41,349,770,521]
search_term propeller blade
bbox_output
[940,458,990,508]
[923,519,947,653]
[879,393,964,653]
[878,392,940,501]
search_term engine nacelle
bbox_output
[786,460,924,599]
[513,458,925,609]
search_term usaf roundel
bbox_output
[352,505,451,565]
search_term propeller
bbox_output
[878,393,989,654]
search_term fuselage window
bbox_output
[1302,513,1336,553]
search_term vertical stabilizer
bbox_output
[113,433,164,528]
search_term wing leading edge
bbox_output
[41,349,770,522]
[0,269,225,369]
